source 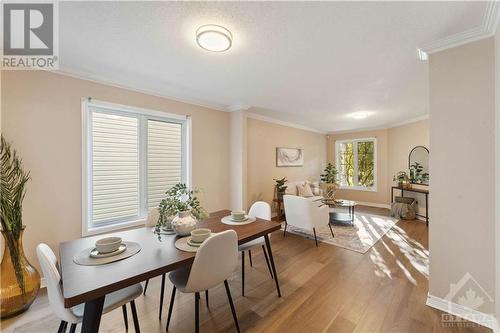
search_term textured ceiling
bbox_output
[58,1,488,132]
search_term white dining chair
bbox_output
[166,230,240,333]
[238,201,274,296]
[283,195,334,246]
[36,243,143,333]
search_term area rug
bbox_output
[282,212,398,254]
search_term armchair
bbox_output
[283,195,334,246]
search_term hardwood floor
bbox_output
[1,206,490,333]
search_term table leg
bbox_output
[264,234,281,297]
[81,296,105,333]
[425,193,429,226]
[391,188,393,203]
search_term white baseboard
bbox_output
[355,201,391,209]
[426,293,499,332]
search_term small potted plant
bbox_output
[320,163,338,200]
[393,171,408,188]
[273,177,288,200]
[155,183,208,238]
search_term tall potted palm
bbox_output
[0,135,40,318]
[320,163,339,200]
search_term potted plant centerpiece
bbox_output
[320,163,339,200]
[0,136,40,318]
[273,177,288,200]
[155,183,208,237]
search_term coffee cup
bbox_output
[190,228,211,243]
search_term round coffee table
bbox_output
[321,199,357,226]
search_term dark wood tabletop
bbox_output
[59,210,281,308]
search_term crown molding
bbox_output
[246,112,327,134]
[420,1,499,54]
[50,69,229,113]
[227,103,251,112]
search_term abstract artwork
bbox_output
[276,147,304,167]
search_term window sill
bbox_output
[338,185,377,192]
[83,219,146,237]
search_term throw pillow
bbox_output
[308,181,321,196]
[297,182,314,197]
[285,182,297,195]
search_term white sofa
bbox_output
[285,180,323,200]
[283,194,333,246]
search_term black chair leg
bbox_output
[122,304,128,330]
[248,250,253,267]
[205,290,209,307]
[143,279,149,295]
[313,228,319,247]
[159,273,166,319]
[224,280,241,333]
[57,321,67,333]
[195,292,200,333]
[68,323,77,333]
[241,251,245,296]
[283,222,287,237]
[130,300,140,333]
[262,245,273,279]
[328,224,335,238]
[166,286,176,331]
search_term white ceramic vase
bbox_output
[172,210,197,236]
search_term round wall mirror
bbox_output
[408,146,429,185]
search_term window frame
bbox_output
[335,137,377,192]
[81,98,191,236]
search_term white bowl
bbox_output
[190,228,211,243]
[95,237,122,253]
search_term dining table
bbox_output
[59,210,282,333]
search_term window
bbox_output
[335,138,376,191]
[82,99,189,235]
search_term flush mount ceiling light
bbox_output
[348,111,373,120]
[196,25,232,52]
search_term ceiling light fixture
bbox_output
[349,111,372,120]
[196,25,232,52]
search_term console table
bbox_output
[391,186,429,226]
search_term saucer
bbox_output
[90,243,127,258]
[230,215,249,222]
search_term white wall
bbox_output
[429,37,496,315]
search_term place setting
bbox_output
[221,210,256,225]
[73,236,141,266]
[175,228,213,252]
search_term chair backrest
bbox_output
[36,244,79,323]
[146,207,160,227]
[248,201,271,220]
[283,195,329,230]
[184,230,238,293]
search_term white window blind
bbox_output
[84,100,188,235]
[91,111,140,225]
[147,120,182,208]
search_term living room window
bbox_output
[335,138,377,191]
[82,99,190,236]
